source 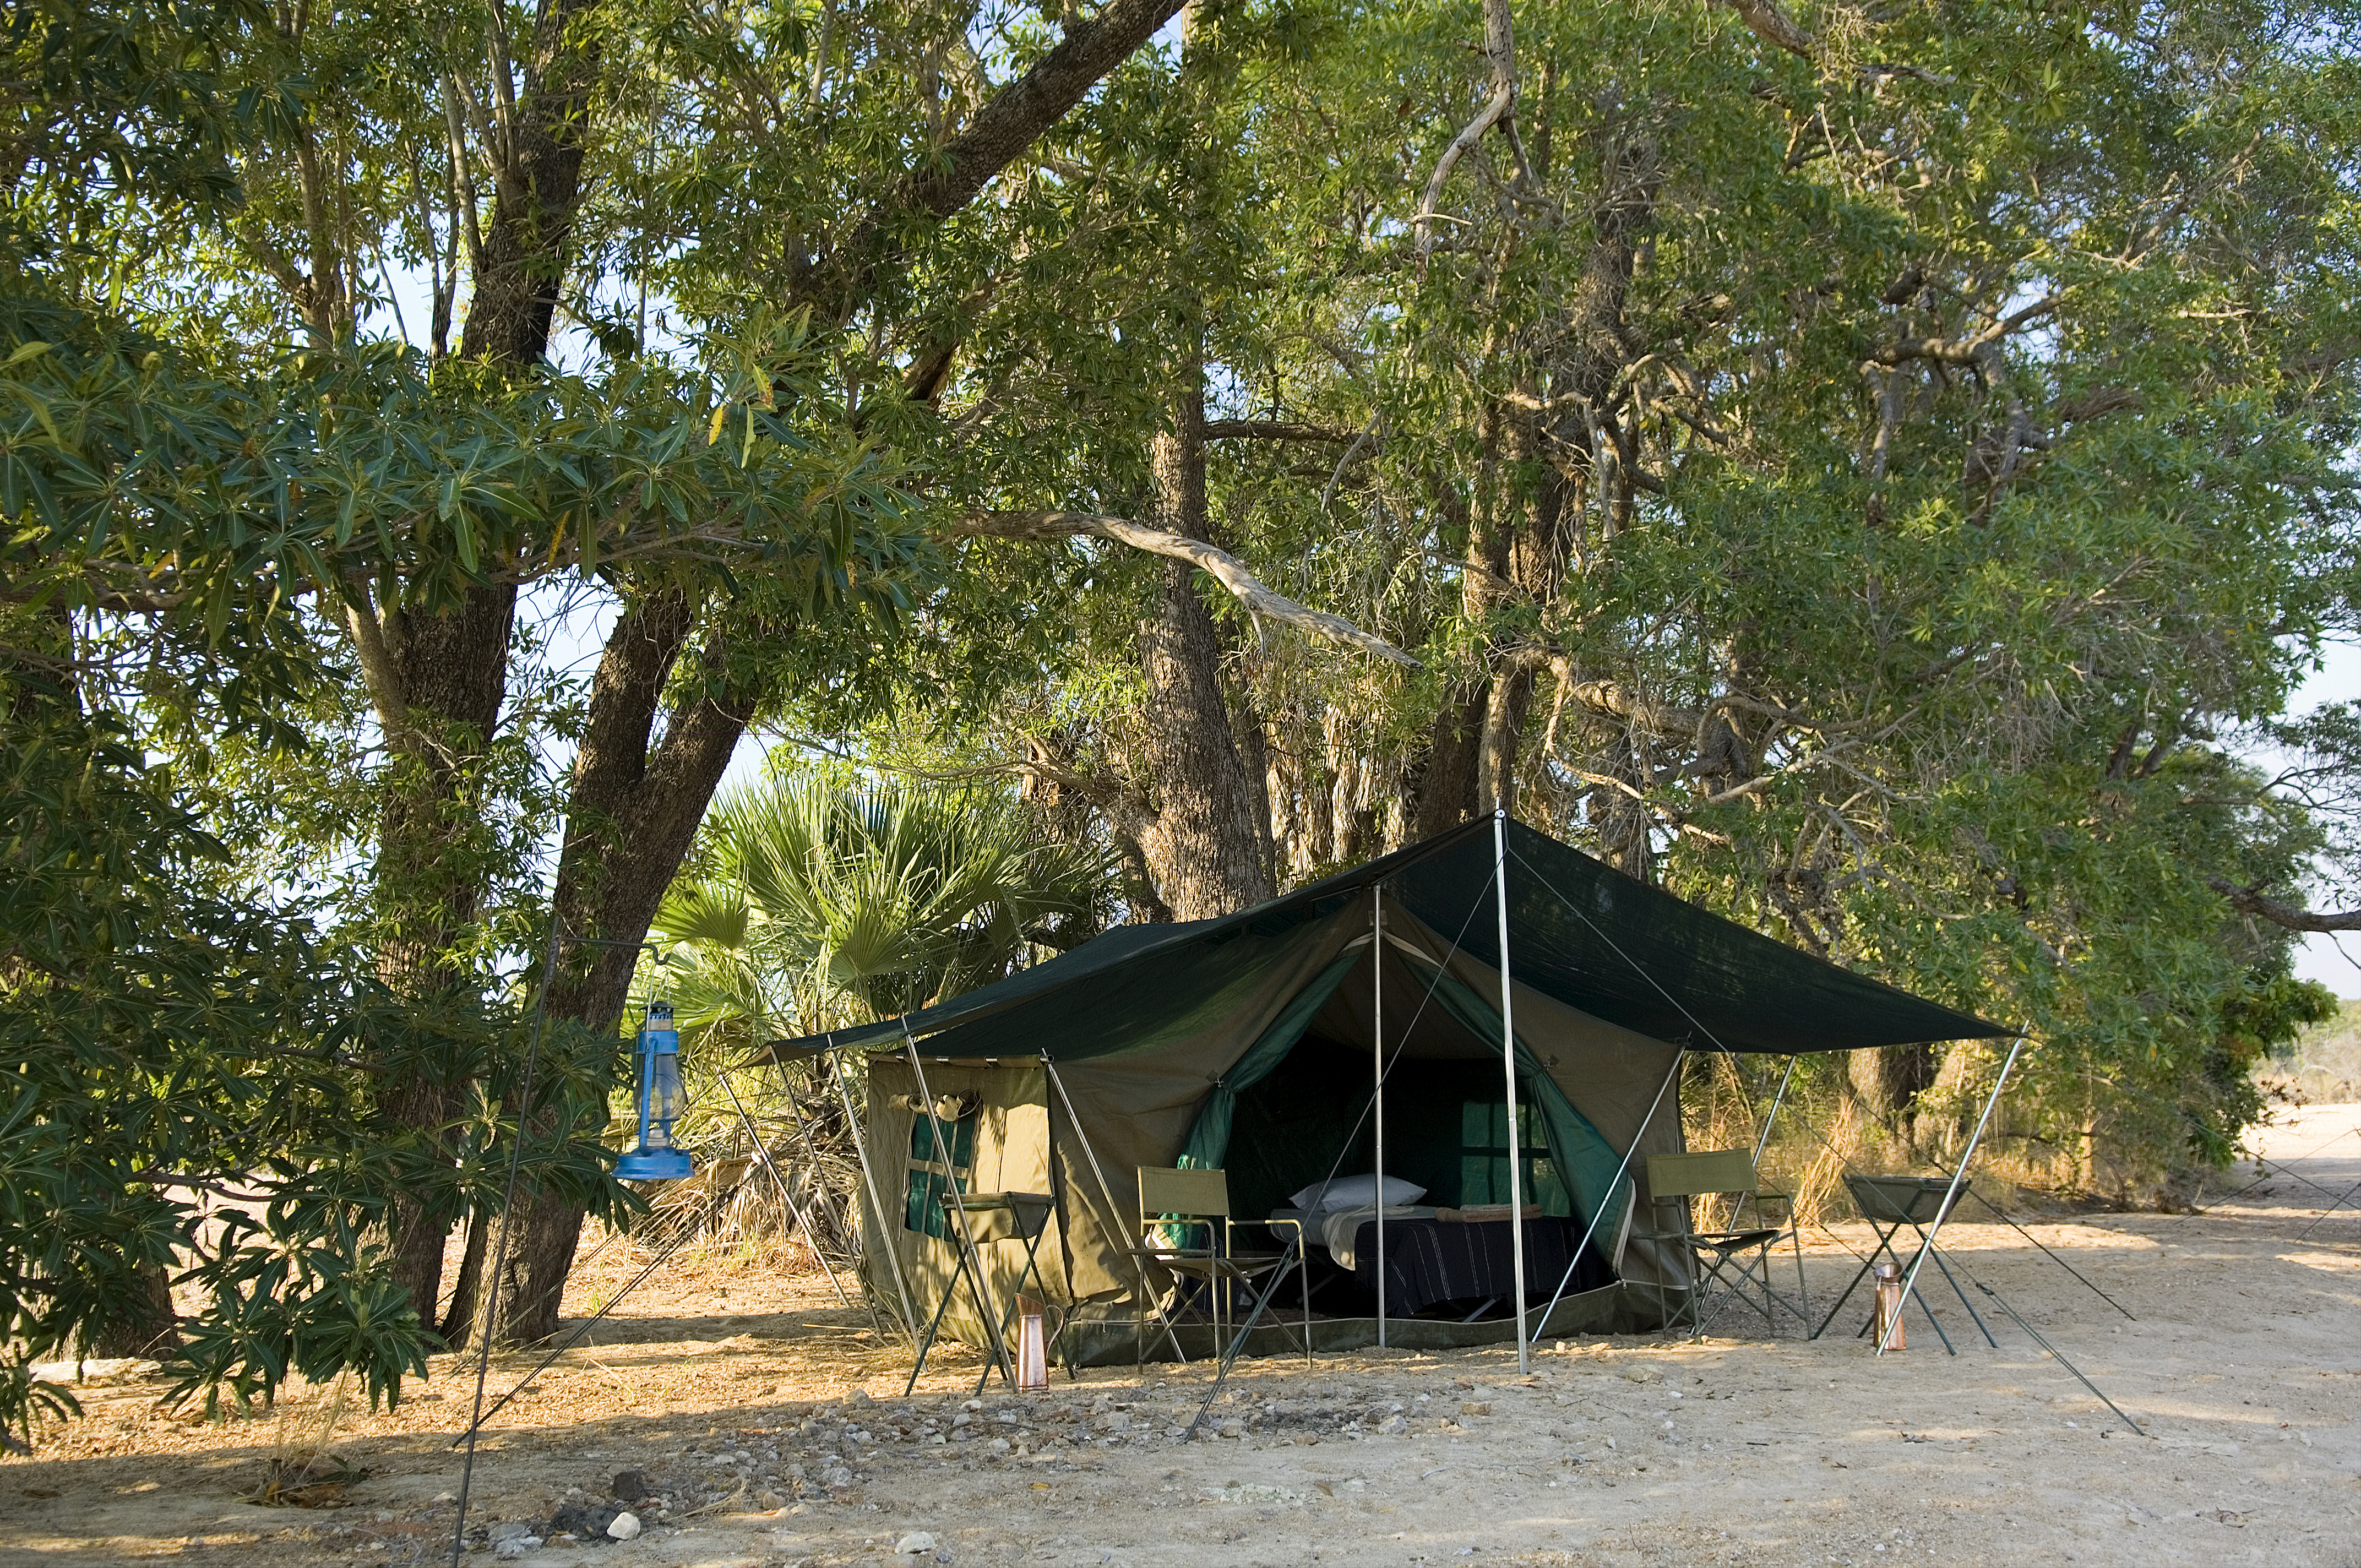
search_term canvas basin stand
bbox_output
[904,1190,1056,1396]
[1134,1166,1310,1363]
[1811,1173,1998,1354]
[1637,1148,1809,1337]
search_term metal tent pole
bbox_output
[1493,809,1530,1373]
[1042,1056,1192,1366]
[1750,1054,1810,1329]
[1527,1048,1684,1346]
[715,1060,856,1311]
[1876,1032,2026,1355]
[1373,883,1388,1348]
[824,1048,922,1342]
[1753,1056,1798,1166]
[902,1034,1016,1389]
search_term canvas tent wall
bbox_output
[760,819,2005,1361]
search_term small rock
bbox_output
[492,1536,542,1560]
[823,1467,855,1490]
[606,1511,643,1541]
[612,1468,648,1504]
[1379,1415,1407,1435]
[489,1522,536,1543]
[894,1532,938,1555]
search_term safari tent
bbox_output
[759,817,2005,1368]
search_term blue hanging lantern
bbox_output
[616,1000,693,1180]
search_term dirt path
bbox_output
[3,1107,2355,1568]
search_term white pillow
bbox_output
[1289,1174,1426,1213]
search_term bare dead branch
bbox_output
[1414,0,1519,259]
[952,510,1420,667]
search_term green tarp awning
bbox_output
[759,818,2006,1063]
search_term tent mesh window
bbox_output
[1454,1098,1564,1212]
[903,1110,976,1239]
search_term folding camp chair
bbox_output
[1638,1148,1810,1337]
[1134,1166,1311,1362]
[1810,1174,1996,1354]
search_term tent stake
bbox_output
[1373,883,1388,1349]
[1042,1056,1193,1368]
[1493,809,1530,1373]
[1528,1048,1684,1347]
[1877,1032,2026,1355]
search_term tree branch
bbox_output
[815,0,1190,315]
[1200,418,1359,444]
[1415,0,1519,258]
[1722,0,1815,58]
[953,510,1421,667]
[2209,878,2361,932]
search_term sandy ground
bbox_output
[3,1106,2357,1568]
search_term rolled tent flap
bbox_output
[1176,948,1367,1172]
[1420,962,1633,1244]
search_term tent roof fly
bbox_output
[759,818,2006,1062]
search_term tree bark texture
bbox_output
[489,595,762,1344]
[1134,385,1278,921]
[370,0,605,1331]
[373,584,515,1325]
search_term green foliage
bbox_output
[652,775,1114,1049]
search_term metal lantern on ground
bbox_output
[616,1000,693,1180]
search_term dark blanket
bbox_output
[1348,1215,1612,1316]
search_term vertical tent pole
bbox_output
[1493,809,1530,1373]
[1876,1032,2027,1355]
[823,1047,923,1342]
[1373,883,1388,1348]
[903,1034,1016,1388]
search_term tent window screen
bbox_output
[1458,1098,1566,1213]
[904,1111,976,1239]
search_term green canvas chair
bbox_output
[1640,1148,1810,1337]
[1135,1166,1310,1362]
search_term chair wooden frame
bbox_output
[1134,1166,1311,1363]
[1639,1148,1811,1338]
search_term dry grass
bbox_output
[2261,995,2361,1103]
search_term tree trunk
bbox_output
[374,584,515,1325]
[444,0,1198,1344]
[87,1261,178,1359]
[1412,684,1487,837]
[1135,380,1277,920]
[365,0,607,1334]
[491,597,761,1344]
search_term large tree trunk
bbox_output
[448,0,1199,1343]
[485,597,761,1344]
[87,1261,179,1359]
[1134,380,1277,920]
[363,0,607,1335]
[373,584,515,1324]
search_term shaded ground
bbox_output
[3,1106,2355,1568]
